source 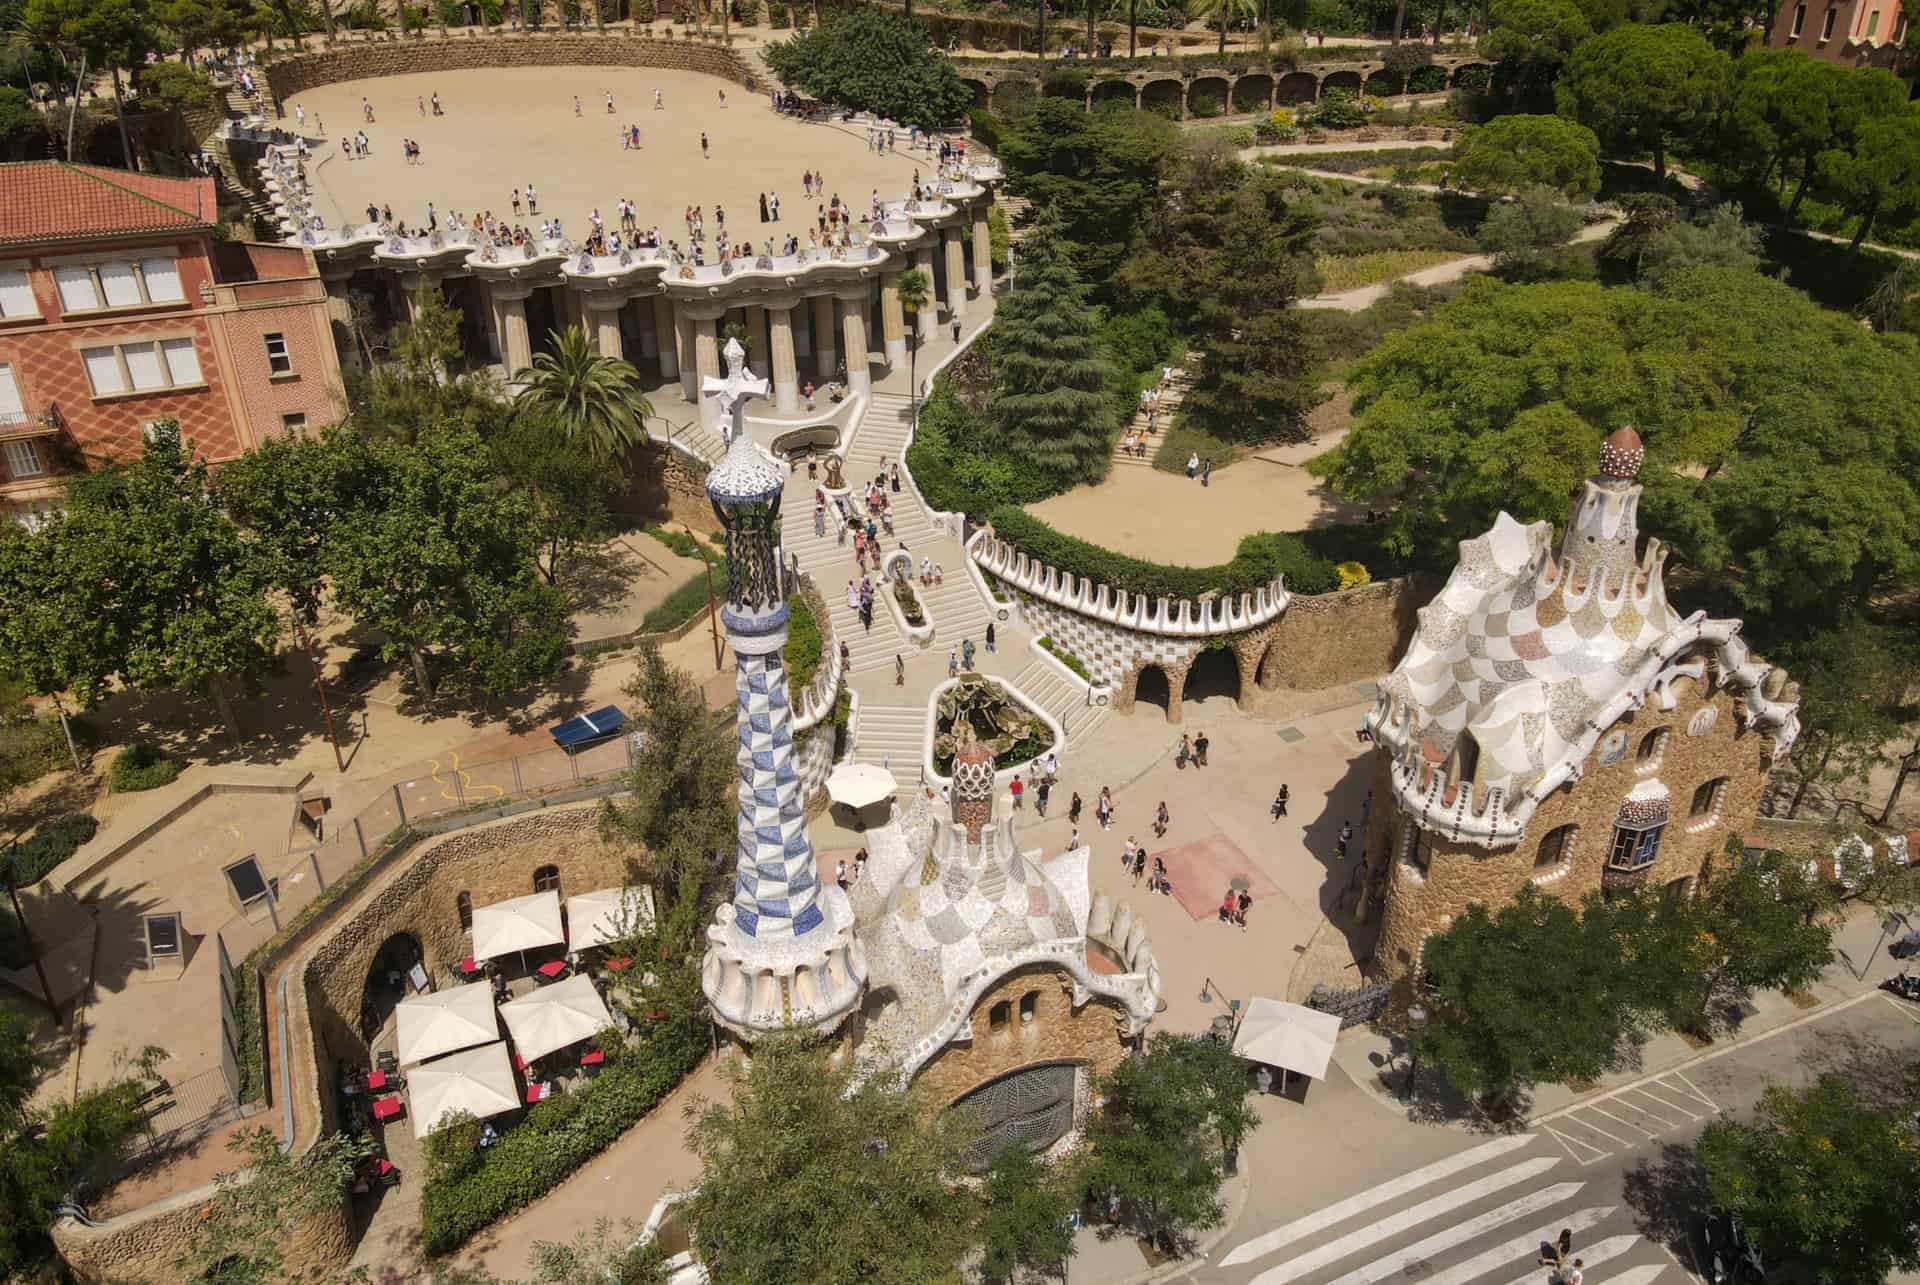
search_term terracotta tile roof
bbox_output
[0,162,216,248]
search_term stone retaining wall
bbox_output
[263,34,757,104]
[54,1182,352,1285]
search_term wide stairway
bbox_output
[846,702,925,774]
[1006,656,1110,757]
[1112,357,1195,469]
[779,467,907,677]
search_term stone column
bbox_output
[972,205,993,294]
[838,291,871,395]
[944,228,969,323]
[694,312,722,429]
[321,268,360,368]
[677,305,699,401]
[879,272,907,369]
[587,295,625,361]
[811,294,838,379]
[653,294,679,379]
[747,304,771,381]
[495,286,532,376]
[635,296,658,360]
[767,300,800,414]
[913,245,938,339]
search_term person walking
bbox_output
[1009,777,1023,810]
[948,649,959,678]
[1071,793,1084,825]
[1153,856,1169,895]
[654,88,663,109]
[836,859,849,892]
[1187,450,1200,479]
[814,500,826,538]
[1336,820,1353,860]
[701,131,710,159]
[895,654,906,686]
[1275,783,1289,817]
[985,622,996,653]
[1219,887,1236,924]
[1154,800,1170,838]
[1236,889,1252,930]
[1194,730,1209,767]
[1176,733,1192,768]
[961,638,975,669]
[1096,788,1114,831]
[1121,835,1137,873]
[1036,779,1050,816]
[1201,458,1213,487]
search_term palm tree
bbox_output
[1193,0,1254,55]
[897,268,931,434]
[1127,0,1136,57]
[513,325,654,466]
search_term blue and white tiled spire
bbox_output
[699,340,865,1037]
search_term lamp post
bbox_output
[1403,1003,1428,1102]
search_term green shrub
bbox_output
[1037,635,1092,682]
[1188,88,1225,118]
[987,506,1343,597]
[1407,65,1448,93]
[1302,88,1368,130]
[641,523,713,562]
[988,205,1010,272]
[0,712,74,790]
[641,564,730,634]
[109,742,179,793]
[784,596,824,692]
[1152,421,1237,475]
[419,1039,704,1253]
[8,814,99,886]
[969,107,1005,154]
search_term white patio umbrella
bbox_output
[394,980,500,1067]
[565,886,657,951]
[1230,997,1344,1082]
[470,889,565,963]
[407,1040,521,1140]
[498,973,615,1064]
[826,762,898,808]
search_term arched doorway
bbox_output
[1233,74,1274,113]
[963,79,991,109]
[1140,78,1184,119]
[1133,663,1171,716]
[1183,648,1241,707]
[359,933,423,1045]
[1277,72,1319,104]
[1188,75,1231,117]
[951,1061,1080,1169]
[1322,70,1364,96]
[1091,79,1138,111]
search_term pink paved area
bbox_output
[1156,832,1283,921]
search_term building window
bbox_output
[282,413,307,433]
[0,269,36,319]
[52,257,184,312]
[81,338,204,396]
[456,891,473,930]
[989,1000,1011,1031]
[1409,826,1433,873]
[1821,7,1836,38]
[4,438,45,480]
[1867,7,1881,35]
[1535,825,1577,868]
[1791,2,1806,33]
[1636,728,1669,770]
[532,865,561,895]
[264,332,292,375]
[1690,777,1728,819]
[1019,992,1038,1024]
[1608,822,1664,871]
[0,363,24,426]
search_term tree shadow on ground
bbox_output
[1798,1023,1920,1116]
[1621,1140,1710,1260]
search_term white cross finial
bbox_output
[704,337,770,444]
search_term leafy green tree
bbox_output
[392,280,466,387]
[60,420,278,749]
[23,0,156,168]
[0,87,47,160]
[1477,0,1591,105]
[1818,107,1920,251]
[1557,22,1730,180]
[489,407,619,588]
[762,8,971,130]
[178,1126,370,1285]
[1192,0,1255,54]
[1697,1075,1920,1285]
[215,427,362,627]
[0,1009,151,1278]
[602,865,710,1053]
[599,642,735,886]
[978,1144,1081,1284]
[1452,114,1602,198]
[1476,184,1587,280]
[0,514,123,756]
[1779,618,1912,818]
[681,1033,980,1285]
[897,266,931,416]
[156,0,254,63]
[984,207,1119,488]
[1180,173,1326,446]
[513,324,654,468]
[326,424,571,701]
[1638,202,1762,286]
[132,58,213,164]
[1085,1033,1259,1250]
[1686,849,1834,1024]
[1414,885,1651,1110]
[1598,192,1681,279]
[997,97,1178,285]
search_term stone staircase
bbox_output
[845,391,995,652]
[995,192,1033,241]
[1008,656,1110,757]
[1112,357,1195,469]
[779,470,907,677]
[847,701,925,774]
[648,416,726,468]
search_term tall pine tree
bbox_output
[986,207,1120,490]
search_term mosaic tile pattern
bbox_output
[1021,597,1207,688]
[728,649,823,939]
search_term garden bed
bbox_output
[932,679,1054,777]
[1315,248,1464,293]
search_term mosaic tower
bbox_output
[698,340,865,1038]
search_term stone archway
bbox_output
[1181,648,1240,711]
[1364,70,1401,97]
[1188,75,1231,117]
[1130,662,1172,720]
[1276,71,1319,104]
[1091,78,1138,111]
[1140,77,1184,118]
[1253,639,1286,692]
[1321,69,1364,96]
[1450,63,1492,90]
[962,78,991,110]
[949,1060,1081,1170]
[1233,74,1274,113]
[992,79,1038,115]
[358,932,423,1046]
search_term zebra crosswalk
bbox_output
[1218,1134,1680,1285]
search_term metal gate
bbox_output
[953,1061,1077,1170]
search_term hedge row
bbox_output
[987,506,1345,598]
[109,742,179,793]
[419,1038,705,1254]
[8,814,99,887]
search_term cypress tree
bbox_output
[985,207,1120,489]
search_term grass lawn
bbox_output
[1315,248,1465,293]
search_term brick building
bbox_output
[1358,428,1803,982]
[0,161,344,525]
[1767,0,1916,75]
